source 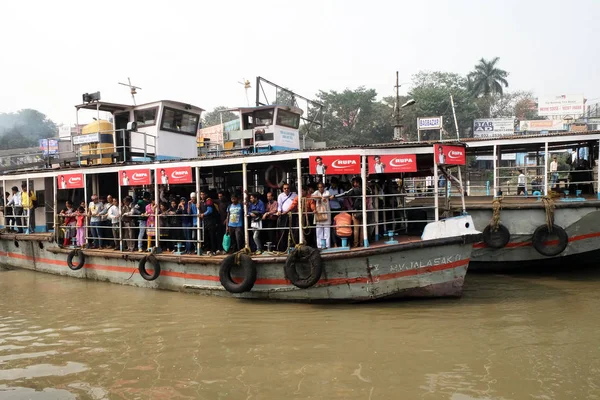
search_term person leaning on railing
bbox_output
[59,201,76,246]
[331,177,367,247]
[7,186,23,233]
[107,197,121,250]
[120,197,135,252]
[21,183,36,233]
[262,191,278,247]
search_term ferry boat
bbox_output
[0,95,481,302]
[410,132,600,271]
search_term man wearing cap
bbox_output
[186,192,199,254]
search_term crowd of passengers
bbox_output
[57,176,404,255]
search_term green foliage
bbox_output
[468,57,509,98]
[0,109,57,150]
[314,87,393,146]
[201,106,238,128]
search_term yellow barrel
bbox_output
[81,120,114,165]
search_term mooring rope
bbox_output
[490,197,503,231]
[541,196,555,232]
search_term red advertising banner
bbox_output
[57,173,84,189]
[309,155,361,175]
[368,154,417,174]
[120,169,152,186]
[434,144,466,166]
[157,166,193,185]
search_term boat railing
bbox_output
[0,129,158,174]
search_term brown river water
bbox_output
[0,266,599,400]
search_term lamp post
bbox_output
[393,71,416,141]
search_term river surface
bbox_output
[0,267,599,400]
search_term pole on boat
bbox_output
[118,180,122,251]
[26,178,30,234]
[433,150,439,221]
[417,118,421,142]
[493,144,498,198]
[361,155,369,247]
[154,172,160,250]
[83,173,88,247]
[374,184,379,241]
[242,162,250,249]
[296,158,304,245]
[544,141,549,196]
[195,166,201,255]
[597,139,600,199]
[1,178,5,231]
[53,176,57,242]
[450,94,466,213]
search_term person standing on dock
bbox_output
[517,169,527,196]
[313,182,331,249]
[21,183,36,233]
[550,155,559,189]
[226,193,244,253]
[88,195,103,249]
[7,186,23,233]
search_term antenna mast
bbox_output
[118,78,142,105]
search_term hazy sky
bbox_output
[1,0,598,126]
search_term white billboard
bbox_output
[473,118,515,138]
[72,133,100,145]
[418,116,443,130]
[538,94,584,116]
[519,120,566,132]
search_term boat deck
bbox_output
[1,232,445,264]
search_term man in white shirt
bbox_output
[550,155,558,188]
[276,183,297,251]
[373,156,385,173]
[6,186,23,233]
[517,169,527,196]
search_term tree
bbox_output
[0,109,57,150]
[201,106,238,128]
[390,72,479,140]
[468,57,509,98]
[315,87,393,146]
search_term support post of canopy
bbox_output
[361,155,369,247]
[26,178,30,234]
[53,176,57,242]
[597,139,600,199]
[434,151,439,221]
[195,166,201,255]
[154,170,160,250]
[118,181,122,251]
[1,178,5,231]
[544,141,549,196]
[242,162,250,249]
[456,165,466,214]
[493,144,498,198]
[374,184,379,241]
[296,158,304,245]
[83,173,88,247]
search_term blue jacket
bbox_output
[247,199,265,218]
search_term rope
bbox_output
[541,196,555,232]
[490,197,503,231]
[234,246,252,265]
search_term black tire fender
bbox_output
[285,245,323,289]
[67,249,85,271]
[482,224,511,249]
[139,255,161,281]
[532,224,569,257]
[265,164,286,189]
[219,254,257,293]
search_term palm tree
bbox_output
[468,57,509,98]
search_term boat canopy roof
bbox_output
[464,130,600,155]
[75,100,204,113]
[223,105,304,115]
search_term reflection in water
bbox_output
[0,268,599,399]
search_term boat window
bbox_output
[254,109,274,126]
[134,107,158,127]
[160,107,200,135]
[276,109,300,129]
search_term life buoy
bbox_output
[139,255,161,281]
[285,245,323,289]
[219,254,257,293]
[482,224,510,249]
[67,249,85,271]
[265,164,286,189]
[532,224,568,257]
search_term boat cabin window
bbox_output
[254,109,274,127]
[276,109,300,129]
[160,107,200,135]
[134,107,158,127]
[242,114,254,130]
